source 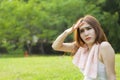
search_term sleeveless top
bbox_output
[73,44,107,80]
[83,60,107,80]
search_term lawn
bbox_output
[0,54,120,80]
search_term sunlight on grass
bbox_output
[0,54,120,80]
[115,54,120,79]
[0,56,83,80]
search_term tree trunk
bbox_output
[40,42,45,54]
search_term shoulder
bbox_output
[99,42,115,65]
[99,41,115,55]
[100,41,111,49]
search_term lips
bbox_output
[85,37,91,40]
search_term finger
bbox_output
[74,22,81,29]
[79,22,84,26]
[74,20,82,29]
[74,22,84,30]
[73,23,79,29]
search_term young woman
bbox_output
[52,15,116,80]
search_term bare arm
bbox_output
[100,42,116,80]
[52,20,83,53]
[52,25,76,53]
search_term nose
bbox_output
[84,30,89,36]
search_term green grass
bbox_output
[0,55,120,80]
[115,54,120,80]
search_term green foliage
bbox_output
[99,12,120,52]
[0,0,120,53]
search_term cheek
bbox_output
[80,33,84,39]
[80,34,83,37]
[92,30,96,38]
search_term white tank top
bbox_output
[84,60,107,80]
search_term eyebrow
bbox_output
[79,25,92,30]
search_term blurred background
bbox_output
[0,0,120,56]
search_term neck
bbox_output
[87,43,94,50]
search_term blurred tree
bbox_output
[100,0,120,52]
[0,0,119,54]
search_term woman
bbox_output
[52,15,116,80]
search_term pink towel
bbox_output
[72,44,99,79]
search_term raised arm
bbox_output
[52,28,75,52]
[52,20,83,53]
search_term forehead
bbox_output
[79,22,91,30]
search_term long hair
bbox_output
[72,15,107,55]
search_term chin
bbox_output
[86,41,94,45]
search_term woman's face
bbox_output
[79,22,96,46]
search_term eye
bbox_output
[80,29,84,33]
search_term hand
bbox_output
[74,20,84,29]
[65,20,84,34]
